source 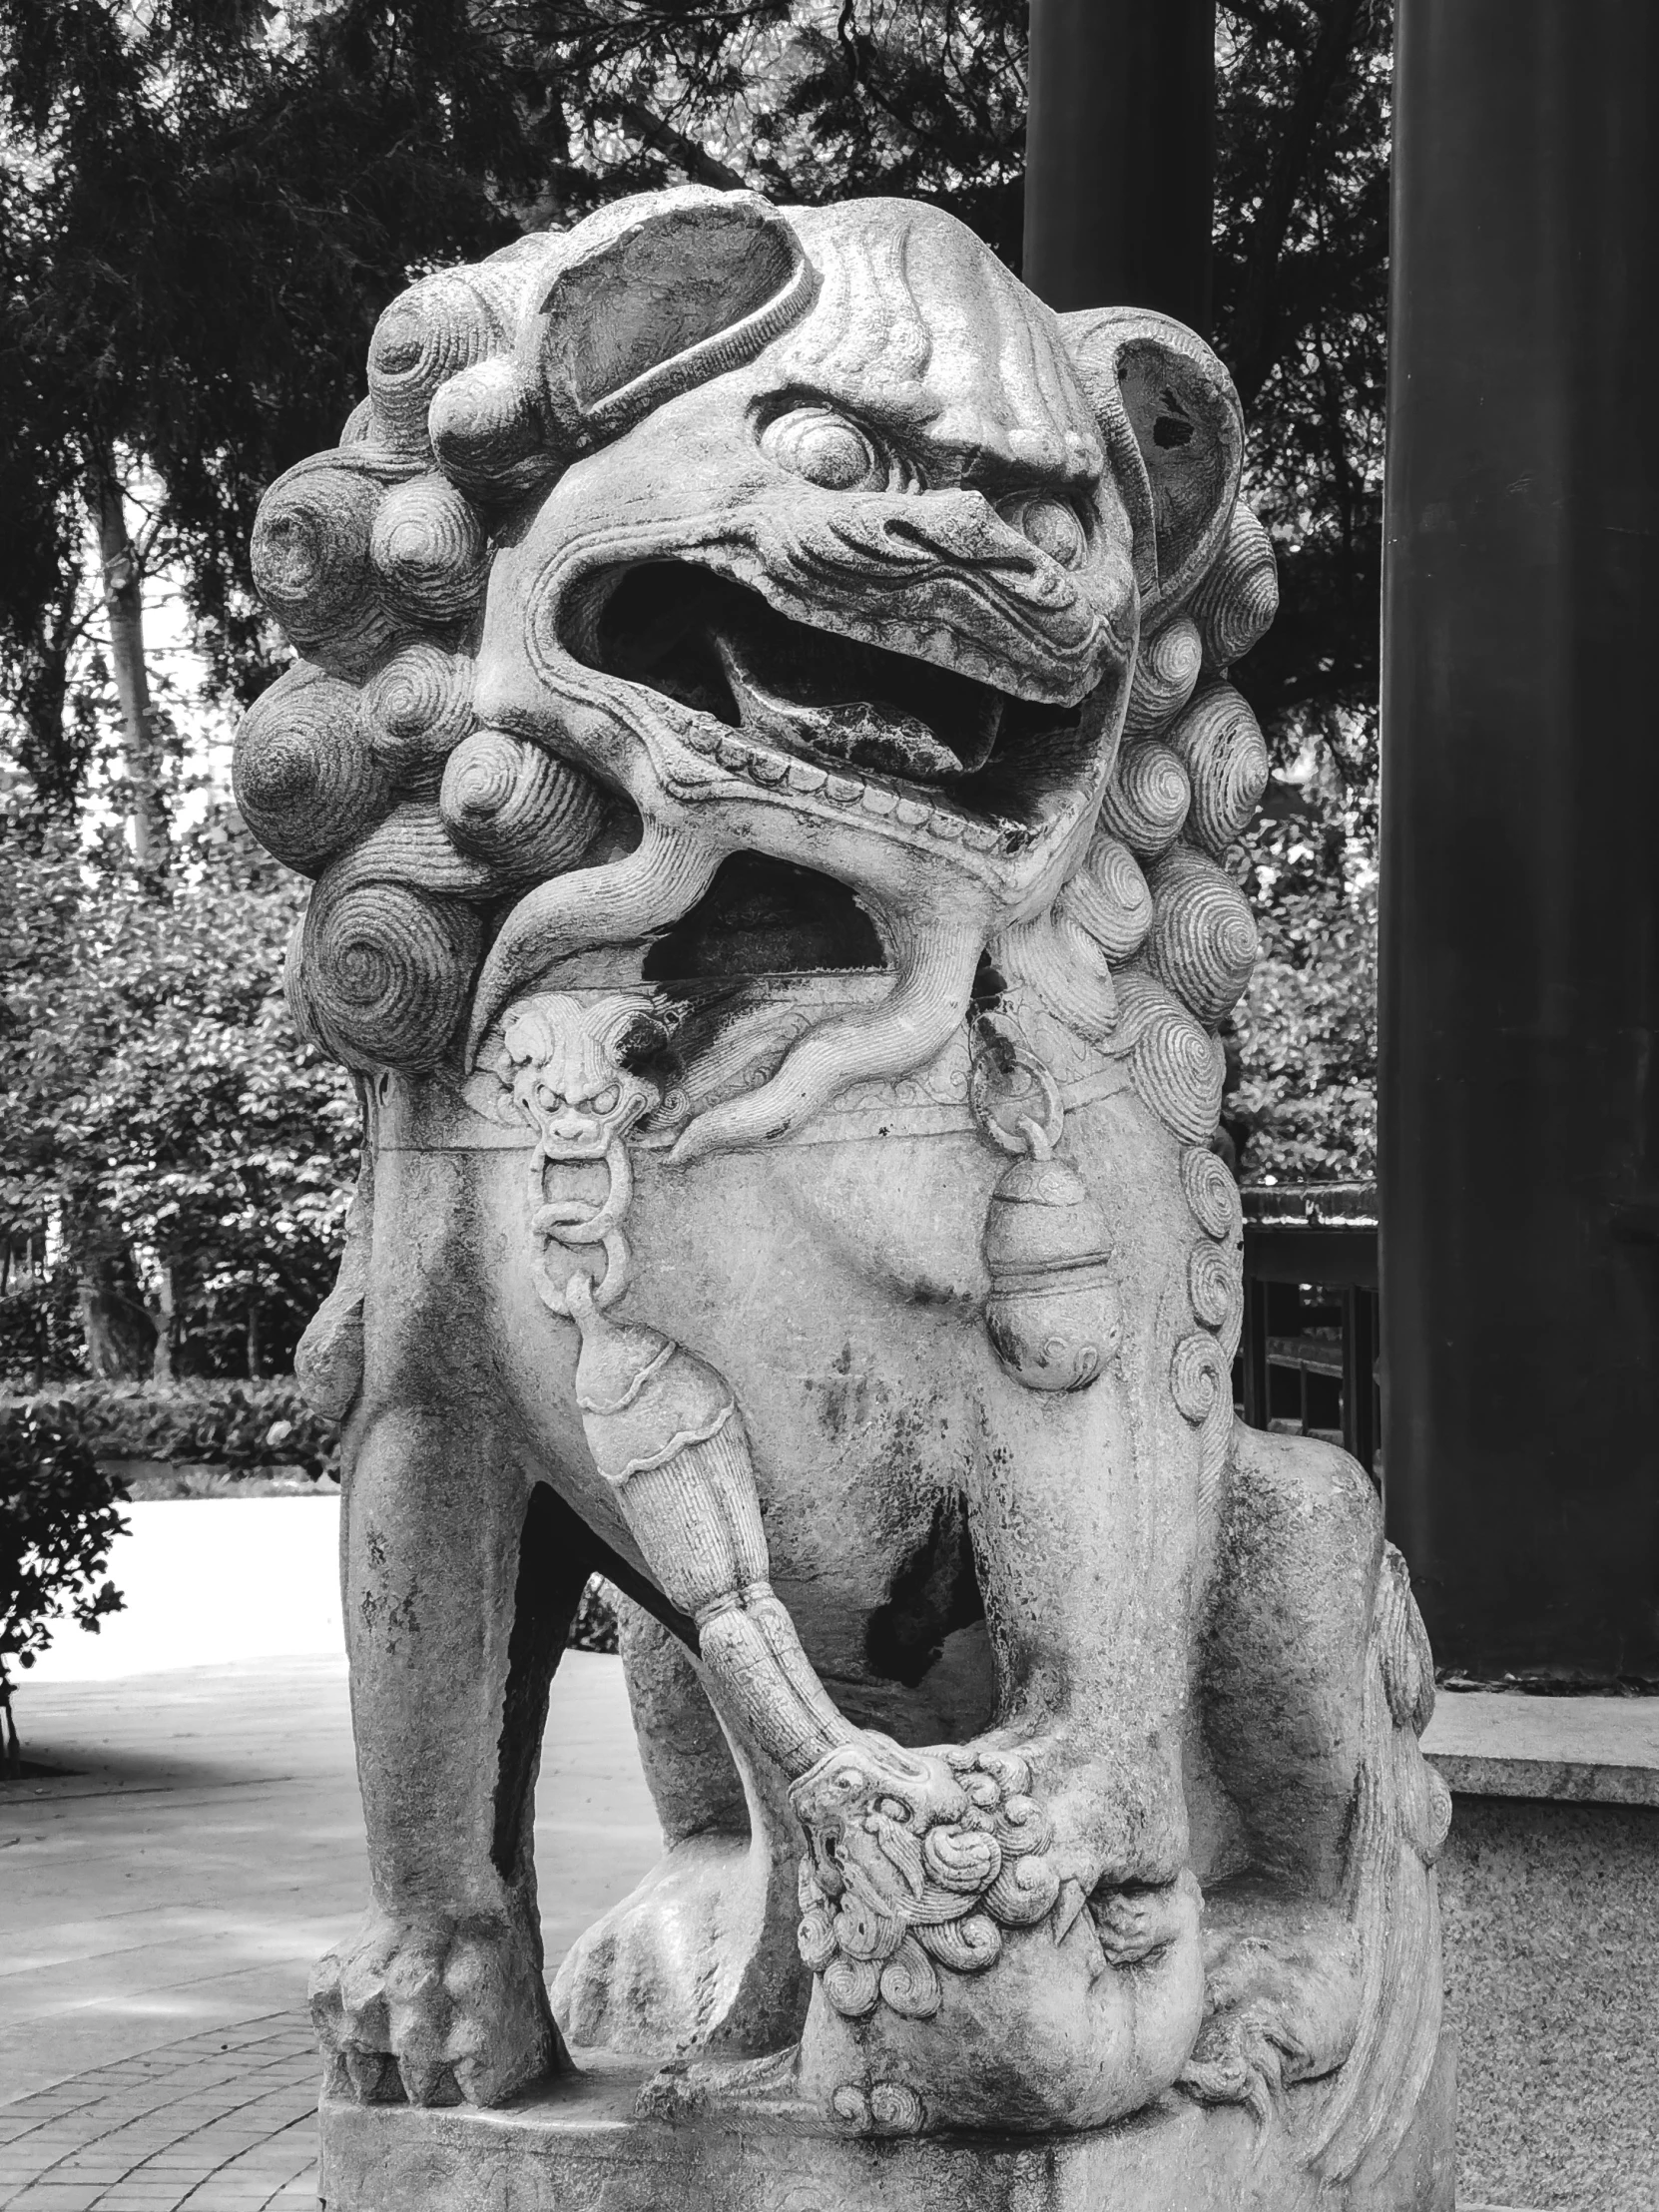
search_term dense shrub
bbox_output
[0,1400,128,1770]
[5,1380,340,1480]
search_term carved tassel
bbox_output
[567,1277,852,1778]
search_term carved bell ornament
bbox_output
[971,1037,1119,1391]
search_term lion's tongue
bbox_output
[711,629,963,784]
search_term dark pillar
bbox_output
[1382,1,1659,1679]
[1022,0,1216,330]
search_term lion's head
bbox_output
[237,188,1274,1161]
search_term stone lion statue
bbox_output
[238,187,1449,2203]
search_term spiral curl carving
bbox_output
[1056,831,1153,961]
[995,910,1117,1041]
[921,1822,1002,1893]
[983,1852,1062,1927]
[1171,1330,1226,1424]
[251,462,397,674]
[439,729,603,880]
[1171,1331,1234,1504]
[298,874,482,1070]
[1188,1241,1238,1332]
[369,476,488,624]
[366,272,503,446]
[1168,684,1271,856]
[1180,1144,1243,1244]
[429,357,553,498]
[1118,978,1225,1144]
[359,642,475,784]
[1099,739,1191,859]
[232,667,392,875]
[823,1954,880,2019]
[913,1913,1001,1972]
[876,1937,942,2020]
[1145,848,1260,1024]
[1124,614,1203,736]
[323,805,499,906]
[1187,500,1279,668]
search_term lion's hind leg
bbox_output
[1188,1420,1449,2179]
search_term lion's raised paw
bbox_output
[310,1907,558,2108]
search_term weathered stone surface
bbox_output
[240,185,1450,2204]
[317,2028,1456,2212]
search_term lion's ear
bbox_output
[1060,307,1243,620]
[528,188,817,452]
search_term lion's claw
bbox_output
[310,1909,556,2107]
[1179,2021,1283,2133]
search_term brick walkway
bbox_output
[0,2014,318,2210]
[3,1506,662,2212]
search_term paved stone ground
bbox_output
[0,2015,321,2209]
[2,1502,659,2210]
[2,1646,657,2209]
[0,1496,1578,2212]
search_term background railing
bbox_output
[1235,1182,1380,1477]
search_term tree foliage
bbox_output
[1,1,1390,762]
[0,1400,127,1766]
[1,800,357,1382]
[0,0,1395,1398]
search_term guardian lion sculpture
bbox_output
[238,188,1450,2207]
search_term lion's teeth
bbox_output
[690,731,1001,857]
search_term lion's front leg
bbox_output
[784,1361,1208,2136]
[313,1400,584,2106]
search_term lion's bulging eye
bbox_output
[761,406,890,492]
[1002,492,1089,570]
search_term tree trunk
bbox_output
[77,1252,158,1380]
[91,468,167,872]
[71,1212,157,1381]
[150,1263,177,1383]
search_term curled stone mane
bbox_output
[239,192,1276,1148]
[236,226,610,1071]
[993,488,1276,1149]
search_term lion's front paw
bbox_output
[310,1908,558,2107]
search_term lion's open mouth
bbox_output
[571,561,1096,852]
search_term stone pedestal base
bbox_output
[317,2033,1455,2212]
